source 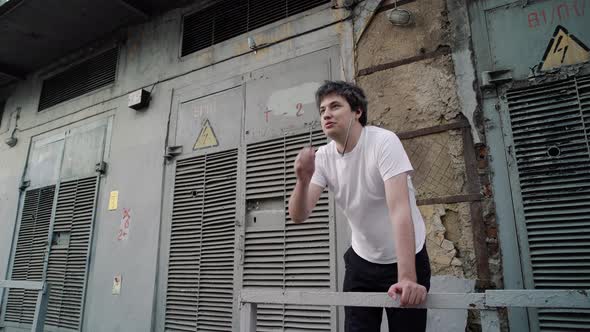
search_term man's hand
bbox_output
[294,147,315,182]
[387,279,427,306]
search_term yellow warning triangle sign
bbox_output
[193,119,219,150]
[540,26,590,71]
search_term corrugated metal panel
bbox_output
[44,176,98,330]
[244,130,331,331]
[506,73,590,331]
[181,0,331,56]
[38,48,118,111]
[5,186,55,325]
[165,149,238,332]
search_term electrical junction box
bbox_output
[128,88,150,110]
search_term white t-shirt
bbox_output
[311,126,426,264]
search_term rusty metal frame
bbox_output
[462,124,491,286]
[416,193,481,206]
[397,119,470,139]
[357,46,452,77]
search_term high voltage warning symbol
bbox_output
[193,119,219,150]
[540,26,590,71]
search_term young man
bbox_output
[288,81,431,332]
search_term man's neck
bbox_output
[334,124,363,154]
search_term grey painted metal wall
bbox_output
[469,1,590,331]
[0,3,353,331]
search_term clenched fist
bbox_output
[387,279,427,307]
[294,147,315,182]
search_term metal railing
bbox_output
[0,280,49,332]
[240,289,590,332]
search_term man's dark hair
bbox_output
[315,80,368,126]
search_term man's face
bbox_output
[319,93,358,138]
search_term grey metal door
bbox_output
[158,47,339,331]
[161,82,244,332]
[240,47,337,331]
[1,119,109,332]
[498,72,590,331]
[469,1,590,330]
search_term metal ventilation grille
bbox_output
[45,177,98,330]
[165,149,238,332]
[506,73,590,331]
[5,186,55,325]
[244,130,332,331]
[38,48,118,111]
[181,0,330,56]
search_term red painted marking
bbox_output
[528,12,540,28]
[264,110,272,123]
[296,103,304,117]
[527,1,585,28]
[558,4,570,19]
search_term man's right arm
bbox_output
[288,147,324,223]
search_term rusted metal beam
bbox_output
[462,123,491,284]
[397,119,470,140]
[357,46,452,77]
[416,194,481,206]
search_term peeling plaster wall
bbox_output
[353,0,502,313]
[357,0,452,68]
[359,55,461,131]
[421,203,476,279]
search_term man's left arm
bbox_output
[384,173,427,306]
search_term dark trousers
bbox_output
[343,246,431,332]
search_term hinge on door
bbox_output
[164,145,183,160]
[95,161,108,175]
[481,69,513,88]
[19,180,30,192]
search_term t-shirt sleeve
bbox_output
[378,131,414,181]
[310,147,328,188]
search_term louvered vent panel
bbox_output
[181,0,330,56]
[165,156,205,332]
[244,130,332,330]
[197,150,238,331]
[284,305,331,331]
[45,177,98,330]
[506,74,590,331]
[165,149,238,332]
[5,186,55,325]
[38,48,118,111]
[284,133,331,291]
